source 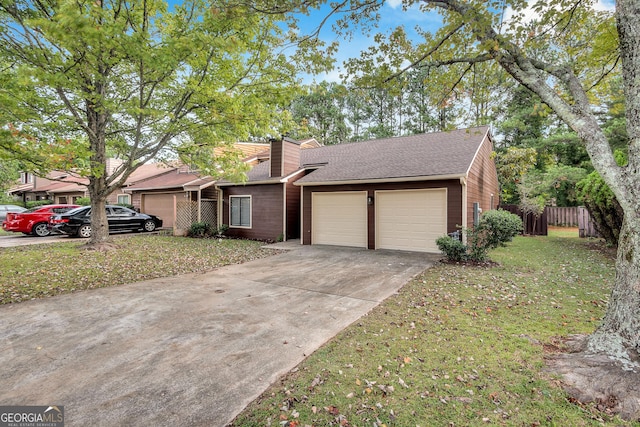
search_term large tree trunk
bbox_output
[587,215,640,368]
[87,176,110,245]
[585,0,640,367]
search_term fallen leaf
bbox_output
[325,406,340,415]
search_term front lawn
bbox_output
[231,230,630,426]
[0,235,276,304]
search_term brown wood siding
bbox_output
[282,140,301,176]
[201,186,218,200]
[270,140,283,178]
[466,135,500,229]
[222,184,284,241]
[301,180,462,248]
[131,193,142,211]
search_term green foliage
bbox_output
[25,200,53,208]
[0,194,21,205]
[75,197,91,206]
[187,222,229,238]
[493,147,537,204]
[576,152,626,246]
[437,210,523,262]
[0,159,20,193]
[436,235,467,261]
[477,209,524,250]
[0,0,325,242]
[187,222,216,238]
[289,82,350,145]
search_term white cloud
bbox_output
[386,0,403,9]
[594,0,615,12]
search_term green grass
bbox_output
[0,235,276,304]
[231,230,629,426]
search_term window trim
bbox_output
[229,195,252,229]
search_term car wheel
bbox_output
[32,222,50,237]
[77,224,92,238]
[143,220,156,232]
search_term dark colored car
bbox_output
[0,204,27,222]
[49,205,162,238]
[2,204,80,237]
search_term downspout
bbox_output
[299,186,304,245]
[460,176,467,244]
[282,182,287,242]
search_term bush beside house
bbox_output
[437,209,523,262]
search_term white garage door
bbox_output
[142,193,177,228]
[376,189,447,253]
[312,191,367,248]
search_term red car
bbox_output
[2,204,80,237]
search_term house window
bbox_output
[230,196,251,228]
[20,172,33,184]
[117,194,130,205]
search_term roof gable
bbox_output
[233,127,489,185]
[296,127,490,185]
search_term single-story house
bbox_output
[217,126,499,253]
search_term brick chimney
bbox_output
[269,137,301,178]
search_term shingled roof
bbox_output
[240,126,490,185]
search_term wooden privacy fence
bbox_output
[546,206,579,226]
[502,205,600,238]
[576,207,600,238]
[499,205,548,236]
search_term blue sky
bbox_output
[297,1,444,83]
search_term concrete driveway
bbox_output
[0,243,437,426]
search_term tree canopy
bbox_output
[0,0,321,242]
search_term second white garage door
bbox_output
[376,189,447,253]
[312,191,367,248]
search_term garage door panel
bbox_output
[142,193,176,228]
[376,189,447,253]
[312,192,367,248]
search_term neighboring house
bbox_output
[125,167,216,230]
[7,160,172,205]
[9,171,88,204]
[217,126,499,253]
[124,142,274,231]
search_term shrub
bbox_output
[26,199,53,208]
[436,209,523,262]
[187,222,215,238]
[476,209,523,250]
[217,224,229,235]
[75,197,91,206]
[436,235,467,261]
